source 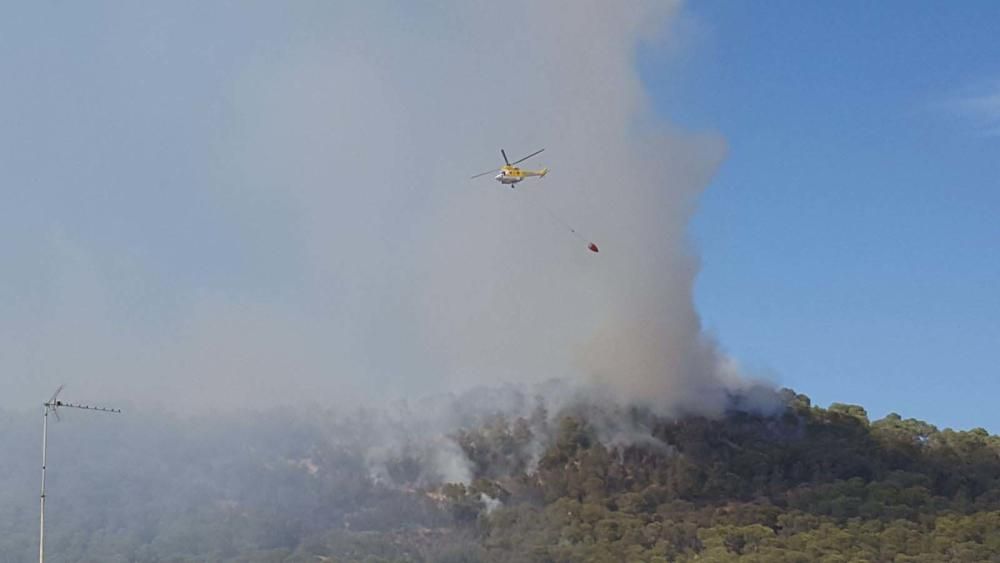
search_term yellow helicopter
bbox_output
[471,149,548,188]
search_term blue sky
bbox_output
[641,1,1000,430]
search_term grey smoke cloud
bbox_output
[1,0,757,416]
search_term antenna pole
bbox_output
[39,405,48,563]
[38,388,120,563]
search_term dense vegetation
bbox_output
[2,389,999,562]
[448,391,1000,562]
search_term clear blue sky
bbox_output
[641,1,1000,430]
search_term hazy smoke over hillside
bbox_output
[1,0,763,417]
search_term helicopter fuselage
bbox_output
[496,165,547,186]
[471,149,548,186]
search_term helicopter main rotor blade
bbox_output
[470,168,501,179]
[501,149,510,166]
[511,148,545,165]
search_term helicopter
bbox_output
[469,148,598,253]
[471,149,548,188]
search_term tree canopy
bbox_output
[2,389,999,562]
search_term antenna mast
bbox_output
[39,386,121,563]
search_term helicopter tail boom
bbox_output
[519,168,548,178]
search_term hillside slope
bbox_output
[2,390,998,562]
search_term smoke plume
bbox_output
[1,1,764,417]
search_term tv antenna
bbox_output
[39,386,121,563]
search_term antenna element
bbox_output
[39,387,121,563]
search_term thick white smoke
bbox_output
[1,1,767,417]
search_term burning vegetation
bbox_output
[2,387,1000,561]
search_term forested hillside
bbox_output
[451,391,1000,562]
[2,389,999,562]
